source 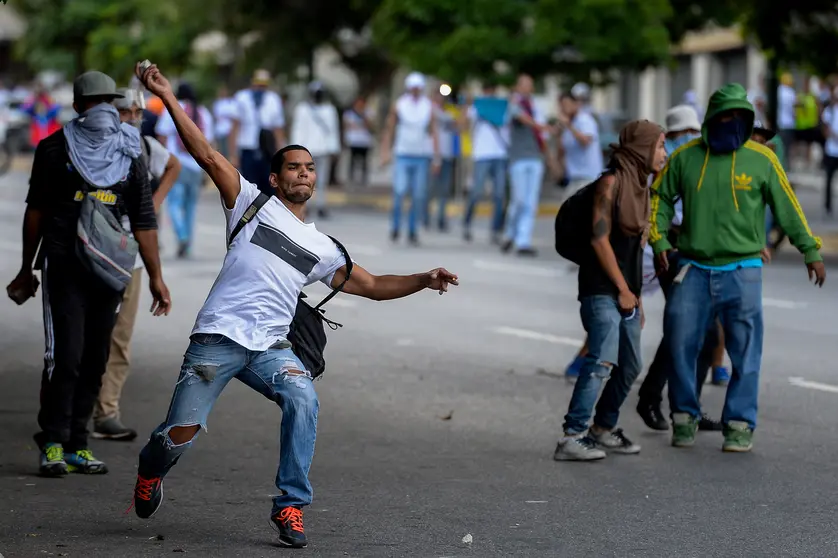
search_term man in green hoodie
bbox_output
[650,83,826,453]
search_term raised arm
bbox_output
[136,63,241,209]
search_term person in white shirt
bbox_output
[821,85,838,215]
[229,69,287,195]
[380,72,441,245]
[131,62,459,549]
[556,88,603,194]
[290,82,341,218]
[777,73,797,168]
[424,91,457,231]
[462,84,508,243]
[155,82,214,258]
[93,88,181,441]
[343,97,375,186]
[212,85,237,159]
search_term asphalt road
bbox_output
[1,171,838,557]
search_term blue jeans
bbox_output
[240,148,272,195]
[392,155,430,236]
[563,295,642,435]
[665,264,763,429]
[464,158,506,233]
[504,158,544,249]
[167,166,204,246]
[425,158,454,228]
[138,334,319,513]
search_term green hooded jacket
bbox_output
[650,83,822,265]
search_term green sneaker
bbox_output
[671,413,698,447]
[39,443,68,477]
[722,421,753,452]
[65,449,108,474]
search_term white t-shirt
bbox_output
[145,136,170,180]
[778,85,796,130]
[213,97,239,137]
[232,89,285,151]
[156,103,215,172]
[191,177,349,352]
[468,106,508,161]
[394,94,433,157]
[561,111,603,181]
[822,106,838,157]
[343,108,373,148]
[290,101,341,157]
[127,136,172,271]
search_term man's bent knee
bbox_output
[168,425,200,445]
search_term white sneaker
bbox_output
[553,434,607,461]
[590,428,641,455]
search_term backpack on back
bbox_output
[554,170,614,265]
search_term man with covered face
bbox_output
[91,88,180,442]
[651,83,826,452]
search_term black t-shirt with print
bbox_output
[25,129,157,261]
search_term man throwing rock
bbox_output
[131,63,459,549]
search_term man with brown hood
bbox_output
[554,120,667,461]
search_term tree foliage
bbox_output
[372,0,698,85]
[13,0,207,83]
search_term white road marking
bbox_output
[472,259,570,278]
[396,338,415,346]
[525,500,548,504]
[492,326,583,347]
[788,377,838,394]
[763,298,808,309]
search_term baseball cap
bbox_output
[113,88,146,110]
[665,105,701,133]
[252,69,271,86]
[752,120,777,141]
[73,71,123,100]
[570,82,590,101]
[405,72,426,90]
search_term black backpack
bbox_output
[554,169,615,264]
[229,193,353,379]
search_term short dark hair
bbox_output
[270,144,313,174]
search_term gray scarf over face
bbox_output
[64,103,142,187]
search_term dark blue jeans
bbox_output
[563,295,643,435]
[665,264,764,429]
[464,158,506,233]
[138,334,318,513]
[240,148,272,195]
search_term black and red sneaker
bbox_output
[131,474,164,519]
[271,506,308,548]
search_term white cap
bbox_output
[113,88,146,110]
[570,82,590,101]
[665,105,701,133]
[405,72,426,91]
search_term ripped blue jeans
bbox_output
[562,295,642,435]
[138,333,318,513]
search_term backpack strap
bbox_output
[228,192,271,248]
[313,235,353,311]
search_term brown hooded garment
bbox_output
[608,120,663,236]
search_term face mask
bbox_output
[707,117,748,154]
[664,133,700,156]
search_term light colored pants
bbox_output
[504,158,545,249]
[313,155,332,210]
[94,269,142,422]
